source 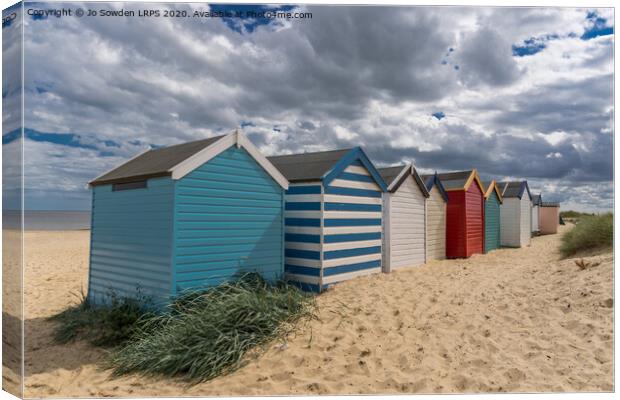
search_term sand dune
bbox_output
[15,225,613,396]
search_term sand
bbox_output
[11,225,613,397]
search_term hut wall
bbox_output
[283,160,383,291]
[88,176,174,304]
[426,186,446,260]
[383,175,426,271]
[465,182,485,256]
[465,183,484,257]
[500,198,521,247]
[322,161,383,286]
[531,205,540,232]
[484,191,501,252]
[282,181,323,292]
[539,206,559,234]
[445,190,466,258]
[519,194,532,246]
[171,146,285,295]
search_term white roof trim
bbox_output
[387,163,412,191]
[236,132,289,189]
[87,146,152,186]
[169,130,289,189]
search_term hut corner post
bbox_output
[382,192,391,273]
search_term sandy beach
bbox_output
[13,225,613,396]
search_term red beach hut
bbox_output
[437,170,485,258]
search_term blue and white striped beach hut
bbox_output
[88,131,289,304]
[268,148,387,292]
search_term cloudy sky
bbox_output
[2,3,614,211]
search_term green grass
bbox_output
[49,289,153,347]
[560,213,613,258]
[51,273,316,384]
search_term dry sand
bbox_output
[11,225,614,397]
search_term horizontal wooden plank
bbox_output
[322,267,381,284]
[324,245,381,260]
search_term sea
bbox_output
[3,210,91,230]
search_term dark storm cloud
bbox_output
[296,6,457,102]
[457,27,522,87]
[364,123,579,178]
[492,74,613,135]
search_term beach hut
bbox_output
[437,170,485,258]
[497,181,532,247]
[268,148,387,292]
[420,173,448,260]
[539,202,560,234]
[378,164,429,272]
[483,180,503,253]
[531,194,542,234]
[87,131,289,304]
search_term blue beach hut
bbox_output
[87,131,289,304]
[267,148,388,292]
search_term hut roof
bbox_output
[532,194,543,205]
[378,164,429,196]
[498,181,532,200]
[482,180,503,203]
[89,131,288,188]
[91,136,223,185]
[432,169,484,192]
[268,147,387,191]
[541,201,560,207]
[419,173,449,202]
[267,148,353,182]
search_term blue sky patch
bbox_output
[513,36,549,57]
[209,4,296,34]
[581,11,614,40]
[432,111,445,120]
[512,14,613,56]
[4,128,120,156]
[2,129,20,145]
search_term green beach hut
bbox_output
[483,180,502,253]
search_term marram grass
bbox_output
[560,212,613,258]
[49,289,153,347]
[107,273,316,383]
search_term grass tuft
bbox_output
[107,273,316,383]
[559,213,613,258]
[49,289,153,347]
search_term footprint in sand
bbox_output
[503,368,526,382]
[452,375,471,391]
[270,371,294,382]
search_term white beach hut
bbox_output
[421,173,448,261]
[531,193,542,234]
[498,181,532,248]
[378,164,429,272]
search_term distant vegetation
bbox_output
[50,273,316,383]
[560,210,595,219]
[560,213,613,258]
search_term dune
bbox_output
[12,225,613,397]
